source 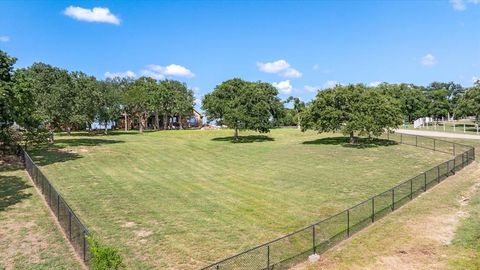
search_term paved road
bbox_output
[396,129,480,140]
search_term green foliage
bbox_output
[94,79,123,134]
[87,235,124,270]
[378,83,427,122]
[285,96,306,129]
[123,77,155,132]
[202,78,283,139]
[301,84,402,142]
[454,82,480,122]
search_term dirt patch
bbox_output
[122,221,137,228]
[135,229,153,238]
[0,220,51,268]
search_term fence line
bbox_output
[19,149,91,265]
[201,133,475,270]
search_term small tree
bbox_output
[156,80,178,130]
[285,96,306,129]
[172,82,194,129]
[123,77,154,133]
[202,78,283,141]
[301,84,402,143]
[95,80,123,134]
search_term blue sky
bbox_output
[1,0,480,105]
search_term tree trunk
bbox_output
[104,121,108,135]
[49,130,55,144]
[139,114,144,133]
[297,116,301,130]
[124,113,128,131]
[154,112,159,130]
[163,114,168,130]
[234,127,239,141]
[179,115,183,130]
[349,131,355,144]
[67,126,71,136]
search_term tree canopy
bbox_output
[202,78,283,140]
[301,84,403,143]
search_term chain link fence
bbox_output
[19,149,91,265]
[201,133,475,270]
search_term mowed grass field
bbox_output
[28,128,451,269]
[0,157,82,270]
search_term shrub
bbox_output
[87,235,124,270]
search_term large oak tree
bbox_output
[301,84,402,143]
[202,78,283,140]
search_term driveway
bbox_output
[396,129,480,140]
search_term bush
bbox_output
[87,235,124,270]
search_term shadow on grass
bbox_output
[0,155,25,173]
[57,130,140,137]
[212,135,275,143]
[27,138,124,166]
[0,174,32,211]
[303,137,398,149]
[56,138,124,147]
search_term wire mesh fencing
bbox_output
[201,133,475,270]
[19,149,91,264]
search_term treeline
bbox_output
[3,48,480,147]
[0,50,194,148]
[280,81,473,128]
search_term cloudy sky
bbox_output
[1,0,480,105]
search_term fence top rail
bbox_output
[200,134,475,269]
[22,149,90,235]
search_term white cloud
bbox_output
[421,54,437,66]
[257,59,302,78]
[323,80,339,89]
[272,80,293,94]
[304,85,320,92]
[451,0,466,10]
[282,68,302,78]
[64,6,120,25]
[104,70,136,79]
[143,64,195,79]
[472,76,480,83]
[450,0,480,10]
[368,81,382,87]
[257,59,290,73]
[0,36,10,42]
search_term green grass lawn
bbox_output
[0,156,82,270]
[28,128,451,269]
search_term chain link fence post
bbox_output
[392,189,395,211]
[371,197,375,222]
[347,209,350,237]
[312,225,316,254]
[424,172,427,192]
[266,245,270,270]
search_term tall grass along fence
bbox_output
[201,133,475,270]
[19,149,91,265]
